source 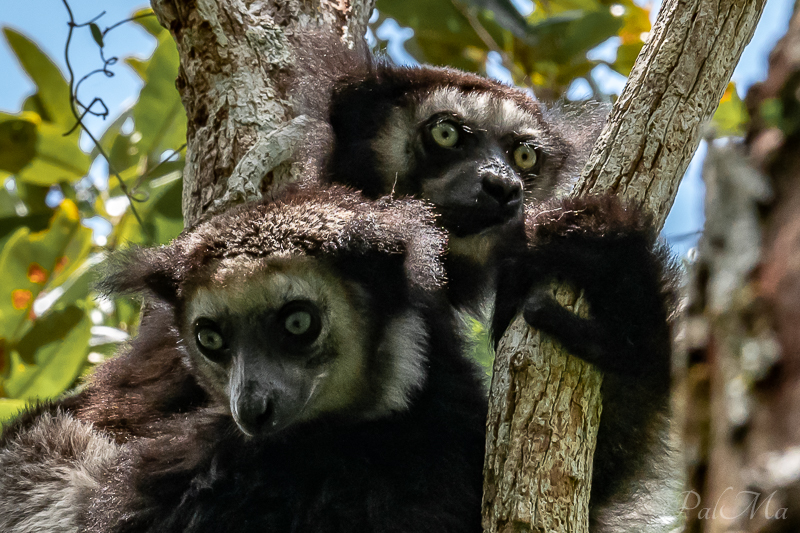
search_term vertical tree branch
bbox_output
[484,0,766,530]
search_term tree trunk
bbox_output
[150,0,375,226]
[682,5,800,532]
[484,0,766,530]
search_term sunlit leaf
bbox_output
[0,201,92,342]
[3,311,91,401]
[712,82,748,136]
[125,57,149,80]
[0,113,39,173]
[2,28,73,129]
[131,9,164,37]
[132,31,187,160]
[0,398,26,423]
[614,41,642,77]
[16,122,91,186]
[609,0,649,76]
[106,160,183,197]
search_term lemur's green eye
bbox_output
[430,122,459,148]
[513,144,538,170]
[277,300,322,347]
[285,311,312,335]
[196,324,225,351]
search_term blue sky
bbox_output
[0,0,794,255]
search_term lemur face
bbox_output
[373,87,552,237]
[100,187,446,439]
[181,256,428,438]
[328,71,574,241]
[182,258,366,436]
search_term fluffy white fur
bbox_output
[0,410,119,533]
[372,310,429,414]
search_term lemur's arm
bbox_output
[491,196,676,379]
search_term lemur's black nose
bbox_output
[482,173,523,207]
[235,396,275,435]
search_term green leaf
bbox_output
[0,214,53,243]
[376,0,486,70]
[93,109,133,158]
[106,159,183,198]
[0,188,21,219]
[125,57,149,80]
[3,311,91,401]
[113,297,141,337]
[90,23,104,48]
[0,399,26,423]
[0,201,92,343]
[132,9,164,37]
[614,42,643,77]
[14,182,51,215]
[132,33,187,159]
[0,113,38,173]
[463,0,531,40]
[712,82,748,137]
[15,306,85,365]
[2,28,73,129]
[16,122,91,186]
[112,173,183,246]
[50,256,102,312]
[611,0,650,76]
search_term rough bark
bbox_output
[149,0,375,226]
[682,5,800,532]
[483,285,602,533]
[484,0,766,531]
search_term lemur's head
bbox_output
[100,186,446,438]
[326,65,595,238]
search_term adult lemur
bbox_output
[296,41,603,308]
[1,186,488,532]
[294,41,677,525]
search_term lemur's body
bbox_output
[294,42,676,523]
[1,186,487,533]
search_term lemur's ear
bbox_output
[95,246,182,304]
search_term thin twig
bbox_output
[103,13,155,36]
[61,0,157,232]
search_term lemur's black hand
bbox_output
[492,195,676,378]
[521,285,634,375]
